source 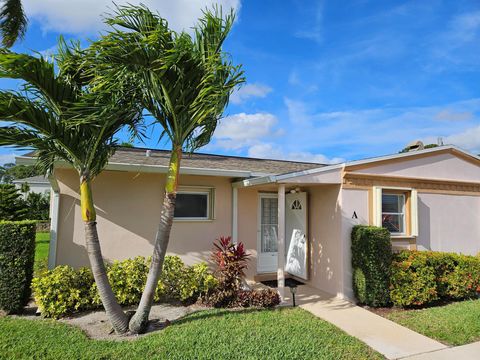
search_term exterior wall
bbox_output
[304,185,343,296]
[417,192,480,255]
[237,187,261,279]
[353,152,480,182]
[54,168,233,268]
[339,188,369,300]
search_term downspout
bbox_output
[47,174,60,270]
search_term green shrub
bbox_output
[390,252,437,307]
[351,225,392,307]
[390,250,480,307]
[0,221,36,313]
[32,266,95,318]
[91,256,149,306]
[33,255,217,318]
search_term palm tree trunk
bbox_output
[129,148,182,334]
[81,176,129,334]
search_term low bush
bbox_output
[0,221,36,313]
[33,266,95,318]
[33,255,217,318]
[390,250,480,307]
[351,225,392,307]
[233,289,280,308]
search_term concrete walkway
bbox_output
[280,284,448,360]
[402,341,480,360]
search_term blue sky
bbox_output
[2,0,480,165]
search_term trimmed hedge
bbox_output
[351,225,392,307]
[33,255,218,318]
[390,250,480,307]
[0,221,36,313]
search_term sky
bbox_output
[2,0,480,165]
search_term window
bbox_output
[381,193,406,234]
[174,189,213,220]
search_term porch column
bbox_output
[277,184,286,300]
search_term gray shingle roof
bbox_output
[12,175,48,184]
[20,147,326,176]
[109,148,325,175]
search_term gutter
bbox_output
[47,174,60,269]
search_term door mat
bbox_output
[261,278,304,288]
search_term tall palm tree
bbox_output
[0,0,27,47]
[92,5,244,333]
[0,40,141,334]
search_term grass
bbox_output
[34,231,50,275]
[0,308,382,359]
[386,299,480,346]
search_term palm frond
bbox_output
[0,0,27,48]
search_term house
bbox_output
[13,175,51,197]
[16,145,480,300]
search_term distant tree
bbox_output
[0,183,27,220]
[25,191,49,220]
[20,181,29,195]
[119,141,134,148]
[399,143,438,153]
[0,163,40,183]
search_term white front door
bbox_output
[257,192,308,277]
[285,192,308,280]
[257,194,278,273]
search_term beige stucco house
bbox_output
[17,145,480,300]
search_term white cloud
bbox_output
[248,143,343,164]
[230,83,272,104]
[0,152,17,165]
[214,112,277,149]
[434,109,473,122]
[424,125,480,153]
[23,0,241,35]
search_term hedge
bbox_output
[0,221,36,313]
[390,250,480,307]
[351,225,392,307]
[32,255,218,318]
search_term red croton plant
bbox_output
[208,236,280,308]
[212,236,250,292]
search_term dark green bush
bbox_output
[351,225,392,307]
[0,221,36,313]
[390,250,480,307]
[33,255,217,318]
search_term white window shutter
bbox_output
[410,189,419,237]
[372,187,382,227]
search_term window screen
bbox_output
[174,192,209,219]
[381,193,405,234]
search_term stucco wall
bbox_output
[304,185,343,296]
[354,152,480,182]
[54,168,233,268]
[417,192,480,255]
[339,188,370,300]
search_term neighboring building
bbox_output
[16,145,480,300]
[13,175,51,197]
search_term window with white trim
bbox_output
[381,193,406,234]
[373,187,419,237]
[174,188,213,220]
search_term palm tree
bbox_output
[92,5,244,333]
[0,0,27,47]
[0,41,141,334]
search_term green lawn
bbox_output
[34,231,50,275]
[386,299,480,346]
[0,308,382,360]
